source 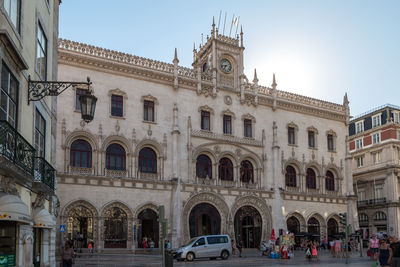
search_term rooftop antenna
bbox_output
[217,10,222,30]
[223,12,227,35]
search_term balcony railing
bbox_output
[357,198,387,207]
[34,157,56,190]
[0,120,35,175]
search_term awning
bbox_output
[0,193,32,224]
[33,207,56,228]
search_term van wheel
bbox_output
[186,252,195,261]
[221,250,229,260]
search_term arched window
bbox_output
[359,213,368,223]
[139,147,157,173]
[327,218,338,236]
[326,171,335,191]
[285,166,296,187]
[106,144,126,170]
[240,160,254,183]
[306,168,316,189]
[374,212,387,222]
[70,139,92,168]
[219,157,233,181]
[196,154,212,178]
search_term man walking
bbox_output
[389,236,400,267]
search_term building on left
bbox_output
[0,0,60,266]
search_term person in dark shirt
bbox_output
[389,236,400,267]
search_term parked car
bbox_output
[173,235,232,261]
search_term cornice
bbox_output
[58,39,347,122]
[191,129,263,147]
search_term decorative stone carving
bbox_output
[108,88,127,98]
[0,176,18,195]
[182,192,229,243]
[33,193,46,209]
[235,149,241,157]
[224,95,232,105]
[141,94,159,105]
[147,125,152,136]
[115,120,120,133]
[241,113,256,123]
[132,128,136,143]
[191,129,263,147]
[213,145,220,154]
[221,109,235,119]
[198,105,214,114]
[100,201,133,241]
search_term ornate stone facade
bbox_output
[56,21,357,251]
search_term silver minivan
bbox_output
[173,235,232,261]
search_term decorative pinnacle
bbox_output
[193,43,196,52]
[173,48,179,63]
[253,69,258,83]
[240,26,244,47]
[271,73,277,89]
[343,92,349,106]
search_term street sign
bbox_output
[60,224,66,232]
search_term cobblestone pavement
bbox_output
[73,249,372,266]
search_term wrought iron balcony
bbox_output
[34,157,56,190]
[357,198,387,207]
[0,120,35,175]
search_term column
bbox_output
[271,122,286,232]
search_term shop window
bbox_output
[0,221,16,266]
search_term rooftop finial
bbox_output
[193,42,196,52]
[212,16,216,37]
[253,69,258,83]
[240,25,244,47]
[173,48,179,64]
[343,92,349,106]
[271,73,277,89]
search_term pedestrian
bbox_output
[334,238,341,258]
[389,236,400,267]
[149,238,155,252]
[312,241,318,260]
[237,239,243,257]
[166,239,171,250]
[62,241,75,267]
[377,239,391,267]
[369,234,379,261]
[329,239,335,256]
[231,239,236,255]
[305,241,312,261]
[142,237,147,253]
[88,242,93,254]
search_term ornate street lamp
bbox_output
[28,76,97,123]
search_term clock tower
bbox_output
[192,18,245,96]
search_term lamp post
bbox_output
[28,76,97,123]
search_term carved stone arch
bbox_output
[326,213,343,232]
[100,201,134,242]
[305,161,322,176]
[134,202,159,218]
[238,154,260,170]
[231,195,272,241]
[182,192,229,243]
[286,211,307,232]
[306,212,327,239]
[283,158,302,175]
[134,138,164,158]
[216,151,238,165]
[325,163,342,179]
[192,147,217,163]
[61,199,100,246]
[65,130,99,151]
[101,135,132,155]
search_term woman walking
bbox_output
[369,234,379,261]
[62,241,75,267]
[377,239,391,267]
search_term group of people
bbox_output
[368,235,400,267]
[141,237,156,252]
[230,239,243,257]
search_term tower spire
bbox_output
[173,48,179,64]
[240,25,244,47]
[212,16,216,37]
[271,73,277,89]
[253,69,258,83]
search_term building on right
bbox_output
[349,104,400,239]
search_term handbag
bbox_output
[367,249,372,257]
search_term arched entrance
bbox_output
[307,217,320,241]
[234,206,262,248]
[189,203,221,238]
[104,207,127,248]
[137,209,159,248]
[327,218,339,239]
[67,205,94,249]
[287,216,301,245]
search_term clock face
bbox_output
[220,58,232,73]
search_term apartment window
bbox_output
[201,110,210,131]
[372,114,381,127]
[143,100,154,122]
[308,131,315,148]
[138,147,157,173]
[327,134,334,151]
[356,121,364,134]
[106,144,126,170]
[288,127,295,145]
[394,112,400,123]
[372,151,381,164]
[244,119,252,138]
[75,89,86,111]
[111,95,123,117]
[326,171,335,191]
[1,63,18,127]
[70,139,92,168]
[356,138,363,149]
[306,168,316,189]
[357,189,365,201]
[375,184,384,199]
[356,156,364,168]
[223,115,232,135]
[372,133,380,144]
[36,23,47,80]
[34,109,46,157]
[3,0,20,33]
[285,165,297,187]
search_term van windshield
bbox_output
[183,237,197,247]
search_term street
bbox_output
[74,249,371,267]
